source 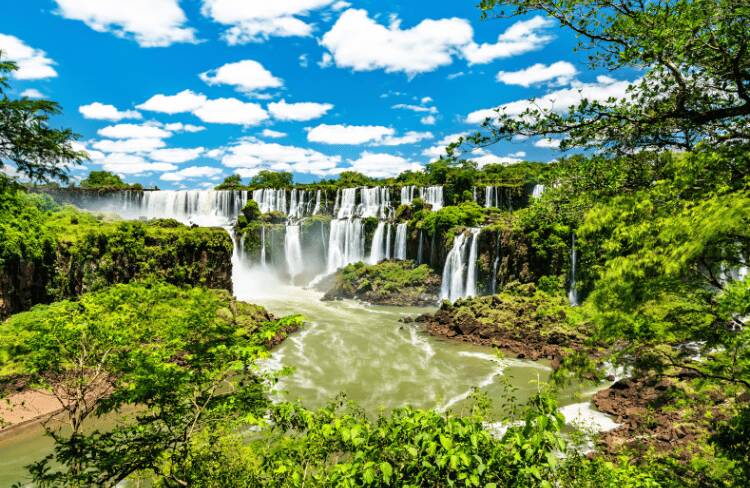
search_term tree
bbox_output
[250,170,293,188]
[468,0,750,154]
[0,55,84,183]
[0,281,303,486]
[215,174,243,190]
[80,170,128,189]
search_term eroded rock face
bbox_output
[0,221,233,319]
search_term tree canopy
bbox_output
[0,55,84,183]
[467,0,750,154]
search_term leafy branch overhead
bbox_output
[0,55,85,183]
[464,0,750,153]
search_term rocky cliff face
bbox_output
[0,218,232,319]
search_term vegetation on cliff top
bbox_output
[324,260,441,306]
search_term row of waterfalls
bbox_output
[43,183,581,304]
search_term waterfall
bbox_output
[369,222,386,264]
[441,233,468,302]
[532,184,545,199]
[472,187,477,202]
[285,225,304,282]
[441,228,481,302]
[312,190,322,215]
[336,188,357,218]
[417,229,424,264]
[419,186,444,210]
[484,186,494,208]
[360,187,391,219]
[260,226,267,267]
[491,231,501,294]
[395,223,407,260]
[568,234,579,306]
[400,185,416,205]
[326,219,364,273]
[130,190,248,226]
[252,188,287,214]
[465,229,480,297]
[385,224,392,259]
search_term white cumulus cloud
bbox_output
[321,9,473,76]
[221,140,342,176]
[53,0,197,47]
[347,152,423,178]
[422,132,468,158]
[98,123,172,139]
[201,0,337,43]
[268,99,333,121]
[200,59,283,94]
[79,102,142,121]
[192,98,269,125]
[466,76,635,124]
[307,124,394,145]
[160,166,222,181]
[137,90,208,114]
[20,89,45,99]
[151,147,205,163]
[262,129,287,138]
[92,138,166,153]
[496,61,577,87]
[534,138,562,149]
[0,33,57,79]
[462,16,554,64]
[378,131,433,146]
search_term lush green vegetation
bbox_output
[0,281,303,486]
[324,260,441,306]
[0,188,232,317]
[79,170,143,190]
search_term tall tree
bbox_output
[468,0,750,153]
[0,55,84,183]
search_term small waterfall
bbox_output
[400,185,416,205]
[419,186,444,210]
[472,187,477,202]
[395,223,407,260]
[417,229,424,264]
[465,229,480,297]
[369,222,386,264]
[568,234,579,306]
[285,225,304,282]
[484,186,494,208]
[490,231,501,294]
[441,233,468,302]
[441,228,481,302]
[252,188,287,214]
[312,190,322,215]
[385,224,393,259]
[532,184,545,199]
[325,218,364,273]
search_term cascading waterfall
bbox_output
[400,185,416,205]
[532,184,545,199]
[441,228,481,302]
[441,233,468,302]
[312,190,322,215]
[491,231,501,294]
[568,234,579,306]
[284,225,304,282]
[419,186,444,210]
[484,186,495,208]
[385,224,392,259]
[465,228,480,297]
[324,188,364,274]
[395,223,407,260]
[252,188,287,214]
[369,222,386,264]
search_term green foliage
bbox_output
[0,281,304,486]
[215,174,243,190]
[415,201,485,240]
[0,55,84,182]
[241,199,261,221]
[251,170,293,188]
[79,171,137,190]
[327,260,440,304]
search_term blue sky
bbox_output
[0,0,633,189]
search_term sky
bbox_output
[0,0,634,189]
